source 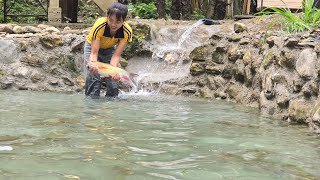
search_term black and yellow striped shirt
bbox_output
[86,17,133,49]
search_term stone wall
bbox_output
[160,24,320,133]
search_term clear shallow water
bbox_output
[0,91,319,180]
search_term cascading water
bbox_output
[123,19,218,96]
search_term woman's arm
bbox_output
[110,42,127,67]
[88,39,100,73]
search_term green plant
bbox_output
[257,0,320,33]
[191,9,206,20]
[132,2,157,19]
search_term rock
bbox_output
[263,73,275,100]
[239,38,251,45]
[76,75,85,87]
[243,51,252,66]
[22,26,41,33]
[212,51,225,64]
[189,45,213,61]
[12,26,24,34]
[222,64,235,79]
[0,24,13,33]
[310,97,320,123]
[262,50,275,68]
[227,45,243,62]
[260,91,278,116]
[272,73,287,85]
[48,78,59,86]
[214,91,227,99]
[120,58,129,67]
[60,55,77,72]
[44,27,60,34]
[227,35,241,42]
[37,24,52,30]
[207,76,226,90]
[190,63,205,76]
[21,53,43,67]
[275,84,290,108]
[182,86,197,94]
[199,86,213,98]
[287,71,298,89]
[314,43,320,54]
[19,41,29,51]
[64,26,72,31]
[296,48,318,80]
[164,53,176,64]
[266,36,283,48]
[13,66,30,78]
[62,76,74,86]
[82,29,91,35]
[71,36,85,52]
[205,64,224,75]
[285,38,299,48]
[298,38,316,47]
[234,22,247,33]
[30,70,44,83]
[39,35,64,49]
[234,60,245,83]
[288,99,312,123]
[301,80,318,98]
[0,39,20,64]
[0,77,14,89]
[278,50,296,69]
[226,84,242,100]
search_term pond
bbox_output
[0,90,319,180]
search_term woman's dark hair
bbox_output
[118,0,128,5]
[107,2,128,21]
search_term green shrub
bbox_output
[258,0,320,33]
[132,3,157,19]
[191,9,206,20]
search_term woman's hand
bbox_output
[87,61,99,74]
[111,74,120,81]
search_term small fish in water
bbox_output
[96,62,137,86]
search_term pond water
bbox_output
[0,90,319,180]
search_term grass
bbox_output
[257,0,320,33]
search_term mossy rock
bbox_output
[0,69,6,77]
[190,63,205,76]
[190,45,213,62]
[123,23,151,59]
[288,100,311,123]
[59,55,77,72]
[263,51,274,68]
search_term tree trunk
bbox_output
[181,0,192,19]
[171,0,181,20]
[215,0,228,20]
[233,0,241,15]
[207,0,216,19]
[156,0,166,18]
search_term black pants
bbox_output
[84,41,119,98]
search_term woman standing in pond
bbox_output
[84,2,132,98]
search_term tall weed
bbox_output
[258,0,320,33]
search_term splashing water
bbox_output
[124,20,206,96]
[177,19,204,47]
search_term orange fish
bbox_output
[96,62,137,86]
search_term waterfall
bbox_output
[124,19,215,96]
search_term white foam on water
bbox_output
[0,146,13,151]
